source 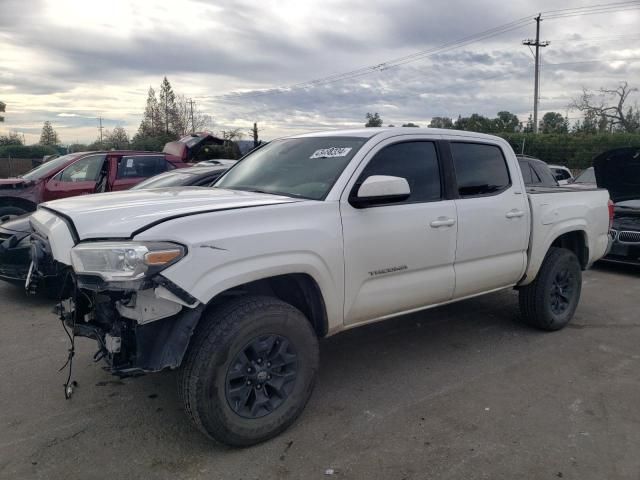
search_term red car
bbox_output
[0,151,189,220]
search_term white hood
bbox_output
[41,187,301,239]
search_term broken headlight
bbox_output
[70,241,185,281]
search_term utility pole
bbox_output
[188,98,196,133]
[98,117,104,148]
[522,14,549,134]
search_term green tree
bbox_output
[0,132,23,146]
[39,121,59,145]
[402,122,419,127]
[494,111,521,132]
[0,101,5,122]
[159,76,179,135]
[365,112,383,127]
[103,126,130,149]
[137,87,162,137]
[523,114,534,133]
[428,117,454,129]
[539,112,569,134]
[454,114,494,133]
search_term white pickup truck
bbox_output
[28,128,612,446]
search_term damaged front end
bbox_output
[30,234,203,377]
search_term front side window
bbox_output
[451,143,510,197]
[117,156,168,179]
[215,136,368,200]
[59,154,106,182]
[354,141,441,204]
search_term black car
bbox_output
[516,155,559,188]
[0,165,229,289]
[594,147,640,265]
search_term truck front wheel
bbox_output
[179,295,319,447]
[518,247,582,331]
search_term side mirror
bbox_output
[350,175,410,208]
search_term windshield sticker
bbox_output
[310,147,352,159]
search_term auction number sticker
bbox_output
[310,147,352,159]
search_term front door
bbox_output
[42,154,106,201]
[449,141,530,298]
[341,139,457,325]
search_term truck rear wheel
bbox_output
[179,295,319,447]
[518,247,582,331]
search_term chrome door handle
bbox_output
[505,210,525,219]
[430,217,456,228]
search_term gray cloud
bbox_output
[1,0,639,142]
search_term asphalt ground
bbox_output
[1,263,639,480]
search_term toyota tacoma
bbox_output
[27,128,612,446]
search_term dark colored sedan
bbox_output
[0,165,229,291]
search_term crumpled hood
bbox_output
[41,187,302,239]
[594,147,640,203]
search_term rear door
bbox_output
[449,141,529,298]
[110,154,174,191]
[42,154,106,201]
[341,138,457,325]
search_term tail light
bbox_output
[608,199,615,230]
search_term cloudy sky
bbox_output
[1,0,639,144]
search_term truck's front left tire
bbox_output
[179,295,319,447]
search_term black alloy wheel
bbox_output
[225,334,298,419]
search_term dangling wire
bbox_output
[57,270,77,399]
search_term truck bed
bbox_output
[521,187,611,285]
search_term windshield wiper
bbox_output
[222,186,311,200]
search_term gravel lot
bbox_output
[1,263,639,480]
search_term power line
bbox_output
[210,1,640,105]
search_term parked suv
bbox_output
[0,151,189,220]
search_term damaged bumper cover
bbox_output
[30,233,203,375]
[58,293,203,376]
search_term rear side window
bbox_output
[451,143,510,197]
[117,155,169,179]
[356,141,441,203]
[518,160,533,185]
[553,168,571,181]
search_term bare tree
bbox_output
[571,82,639,133]
[175,95,212,135]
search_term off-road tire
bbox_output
[0,206,28,223]
[519,247,582,331]
[179,295,319,447]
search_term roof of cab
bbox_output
[291,127,507,142]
